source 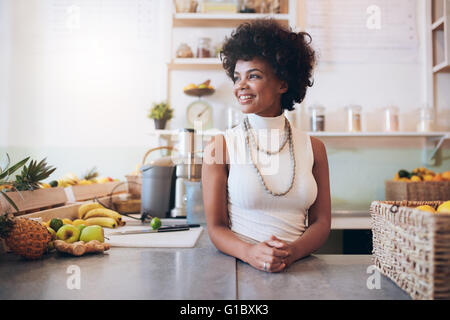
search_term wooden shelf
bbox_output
[173,13,291,27]
[431,16,445,30]
[168,58,222,70]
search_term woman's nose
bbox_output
[235,78,248,90]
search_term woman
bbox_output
[202,19,331,273]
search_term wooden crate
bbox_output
[385,180,450,201]
[67,181,127,202]
[0,188,67,216]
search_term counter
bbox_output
[0,226,410,300]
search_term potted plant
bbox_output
[148,101,173,130]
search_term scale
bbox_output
[184,86,215,130]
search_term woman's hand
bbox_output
[245,239,289,273]
[266,235,296,268]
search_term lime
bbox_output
[49,218,63,232]
[150,217,161,230]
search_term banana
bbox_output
[62,218,73,225]
[84,217,118,228]
[78,203,104,219]
[83,208,122,223]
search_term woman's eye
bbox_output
[249,74,260,79]
[233,76,240,83]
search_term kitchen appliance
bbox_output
[171,129,202,218]
[140,148,177,219]
[140,135,202,221]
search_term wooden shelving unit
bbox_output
[430,0,450,73]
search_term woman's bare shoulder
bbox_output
[203,134,229,166]
[310,136,327,163]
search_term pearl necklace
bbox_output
[243,116,296,197]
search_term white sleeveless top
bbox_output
[224,113,318,243]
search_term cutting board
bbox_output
[104,217,203,248]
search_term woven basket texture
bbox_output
[370,200,450,300]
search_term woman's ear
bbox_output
[279,81,288,94]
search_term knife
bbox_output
[109,226,190,235]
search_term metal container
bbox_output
[140,164,176,219]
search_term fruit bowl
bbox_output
[184,88,215,97]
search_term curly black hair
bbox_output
[221,19,316,111]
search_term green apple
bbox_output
[198,84,207,89]
[56,224,80,243]
[76,224,86,233]
[80,225,104,243]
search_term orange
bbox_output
[442,171,450,181]
[432,173,444,181]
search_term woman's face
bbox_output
[233,57,287,117]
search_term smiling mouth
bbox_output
[238,95,255,104]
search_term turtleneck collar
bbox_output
[246,112,286,130]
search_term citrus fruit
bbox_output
[150,217,161,230]
[415,205,435,213]
[49,218,63,232]
[437,201,450,213]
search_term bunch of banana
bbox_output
[77,203,125,228]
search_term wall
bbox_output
[1,0,449,213]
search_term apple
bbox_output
[80,225,104,243]
[56,224,81,243]
[76,224,87,233]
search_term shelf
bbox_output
[168,58,222,70]
[431,16,445,30]
[433,60,450,73]
[309,131,449,138]
[172,13,291,27]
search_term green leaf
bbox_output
[0,191,19,212]
[0,156,29,181]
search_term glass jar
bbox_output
[196,37,212,58]
[308,105,325,132]
[417,106,435,132]
[176,43,194,58]
[382,106,399,132]
[346,105,362,132]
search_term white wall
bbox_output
[1,0,449,185]
[0,0,10,146]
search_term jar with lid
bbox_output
[417,106,435,132]
[197,37,212,58]
[346,105,362,132]
[382,106,399,132]
[176,43,194,58]
[308,105,325,132]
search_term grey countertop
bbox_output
[0,226,410,300]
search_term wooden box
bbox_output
[0,188,67,216]
[66,181,127,202]
[385,180,450,201]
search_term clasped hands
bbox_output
[246,235,294,273]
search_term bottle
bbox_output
[382,106,399,132]
[197,37,212,58]
[417,106,435,132]
[308,105,325,132]
[346,105,362,132]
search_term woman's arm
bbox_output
[202,135,288,272]
[268,137,331,265]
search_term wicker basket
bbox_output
[385,180,450,201]
[370,200,450,300]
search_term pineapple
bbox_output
[83,166,99,182]
[13,158,56,191]
[0,153,30,211]
[0,214,51,259]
